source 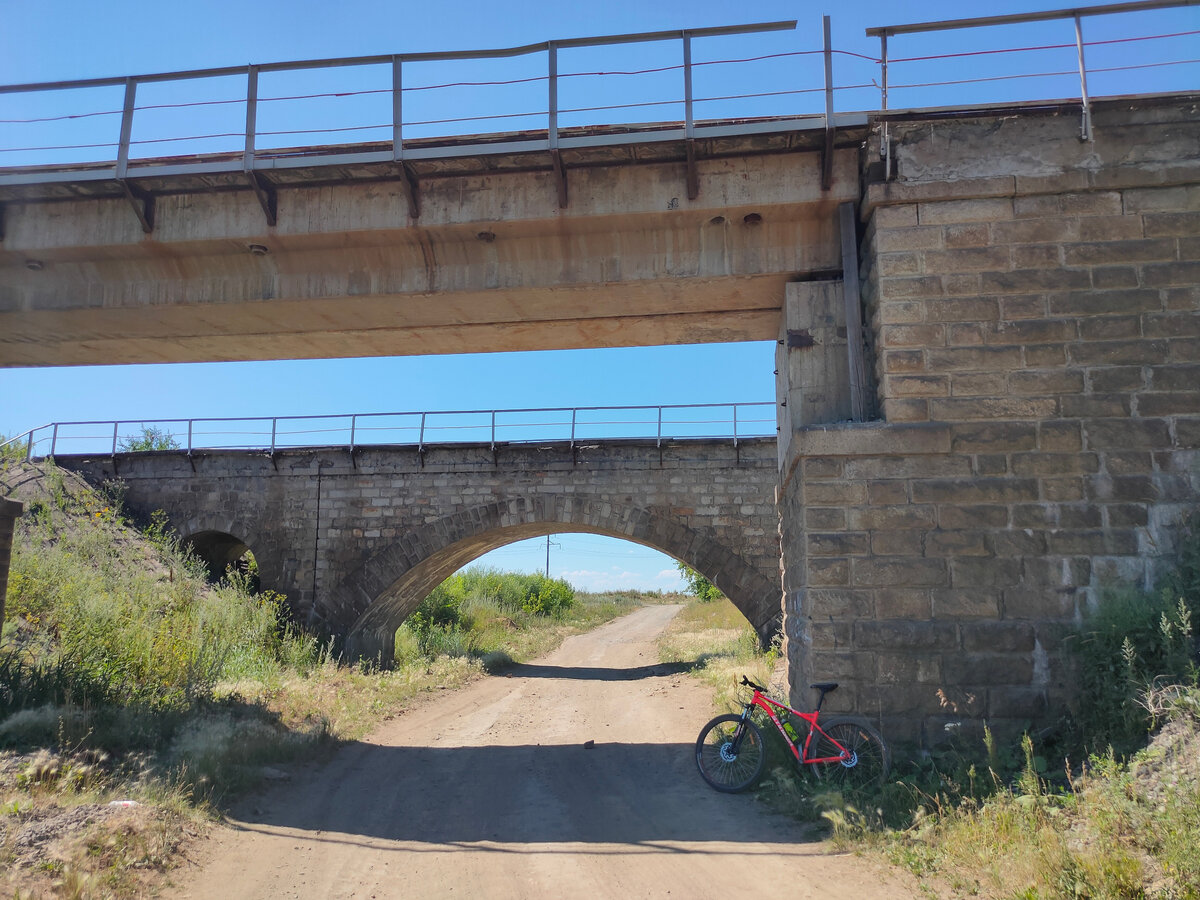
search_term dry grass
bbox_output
[657,596,774,715]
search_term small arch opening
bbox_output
[183,530,259,589]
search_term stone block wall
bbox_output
[782,98,1200,742]
[60,439,781,658]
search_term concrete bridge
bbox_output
[3,7,1200,740]
[56,438,781,659]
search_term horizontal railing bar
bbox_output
[867,0,1197,37]
[21,403,774,432]
[0,20,796,96]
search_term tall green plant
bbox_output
[675,562,724,602]
[1073,513,1200,750]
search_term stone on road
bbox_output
[170,606,916,899]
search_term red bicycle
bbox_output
[695,676,890,793]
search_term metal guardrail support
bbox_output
[49,423,58,457]
[111,422,119,456]
[1074,14,1094,141]
[821,15,835,191]
[683,30,698,200]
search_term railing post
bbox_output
[244,65,259,170]
[683,30,698,200]
[270,417,278,454]
[418,412,426,452]
[25,431,33,461]
[112,422,119,456]
[548,42,559,150]
[116,78,136,179]
[879,33,890,178]
[733,405,739,448]
[821,15,835,191]
[656,407,663,449]
[349,415,356,454]
[187,420,193,455]
[490,410,497,451]
[50,423,58,457]
[548,41,567,207]
[683,32,694,138]
[391,56,403,161]
[1074,14,1094,142]
[570,408,577,451]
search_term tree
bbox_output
[676,562,724,602]
[119,425,180,452]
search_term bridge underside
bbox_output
[0,126,862,367]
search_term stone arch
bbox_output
[176,514,277,589]
[327,494,780,662]
[184,530,253,578]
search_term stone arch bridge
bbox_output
[58,438,780,661]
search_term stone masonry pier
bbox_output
[779,96,1200,741]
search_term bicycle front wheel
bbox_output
[810,718,891,791]
[695,714,765,793]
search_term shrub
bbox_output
[119,425,180,452]
[1072,512,1200,751]
[675,562,724,602]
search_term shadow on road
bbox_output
[502,661,699,681]
[229,740,818,847]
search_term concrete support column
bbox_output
[775,280,852,469]
[0,498,22,633]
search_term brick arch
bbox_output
[328,494,781,662]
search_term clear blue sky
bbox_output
[1,0,1195,590]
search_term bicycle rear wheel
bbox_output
[809,718,890,791]
[695,714,765,793]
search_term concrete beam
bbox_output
[0,146,860,367]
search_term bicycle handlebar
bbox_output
[740,676,768,692]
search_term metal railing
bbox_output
[0,403,777,460]
[868,0,1200,167]
[0,20,861,183]
[1,2,1195,184]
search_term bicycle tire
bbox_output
[809,717,891,791]
[695,714,766,793]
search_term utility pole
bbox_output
[545,534,551,577]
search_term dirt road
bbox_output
[170,606,917,899]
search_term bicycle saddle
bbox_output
[810,682,838,692]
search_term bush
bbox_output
[1072,512,1200,751]
[675,562,724,602]
[119,425,180,452]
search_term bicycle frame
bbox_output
[740,686,851,766]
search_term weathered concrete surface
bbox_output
[781,96,1200,741]
[58,439,781,661]
[0,141,860,366]
[0,497,21,627]
[775,279,854,468]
